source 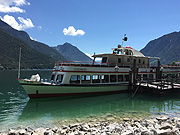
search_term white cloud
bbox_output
[0,0,30,13]
[0,5,24,13]
[0,14,34,30]
[14,0,26,6]
[38,25,42,30]
[63,26,85,36]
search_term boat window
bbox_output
[176,74,179,79]
[81,75,91,84]
[51,74,55,81]
[102,75,109,83]
[102,57,108,63]
[162,74,168,79]
[129,50,133,55]
[92,75,100,83]
[143,74,148,80]
[118,75,124,82]
[138,75,142,81]
[56,74,63,83]
[139,59,141,64]
[110,75,116,82]
[167,74,171,79]
[118,58,121,63]
[127,58,130,62]
[125,50,128,55]
[171,74,175,78]
[149,74,153,79]
[125,75,129,82]
[143,59,145,64]
[70,75,80,84]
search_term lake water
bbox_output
[0,70,180,131]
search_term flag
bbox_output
[123,35,128,41]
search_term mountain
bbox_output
[53,43,93,62]
[0,28,56,69]
[0,20,65,61]
[140,31,180,65]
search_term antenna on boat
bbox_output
[122,34,128,47]
[18,45,23,79]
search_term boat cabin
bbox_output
[92,46,150,68]
[51,46,151,85]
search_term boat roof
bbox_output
[93,46,145,57]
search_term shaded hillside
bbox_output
[140,32,180,65]
[0,20,65,61]
[0,29,56,69]
[53,43,93,61]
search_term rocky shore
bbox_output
[1,116,180,135]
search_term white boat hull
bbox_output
[18,79,129,98]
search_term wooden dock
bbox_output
[129,58,180,96]
[133,79,180,96]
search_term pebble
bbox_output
[1,116,180,135]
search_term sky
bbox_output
[0,0,180,57]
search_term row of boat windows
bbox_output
[70,74,130,84]
[52,74,155,84]
[102,57,146,64]
[52,73,179,84]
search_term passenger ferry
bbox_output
[18,43,180,98]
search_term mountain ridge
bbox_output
[0,20,93,69]
[0,20,65,61]
[53,42,93,62]
[140,31,180,65]
[0,28,56,69]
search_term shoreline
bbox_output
[1,116,180,135]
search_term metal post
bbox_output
[92,52,95,65]
[18,46,22,79]
[133,59,137,87]
[129,70,132,91]
[156,59,161,80]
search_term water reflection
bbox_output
[18,93,180,125]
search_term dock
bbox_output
[130,59,180,96]
[135,79,180,95]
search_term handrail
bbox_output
[55,60,112,66]
[54,60,150,68]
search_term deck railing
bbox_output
[163,65,180,69]
[55,61,111,67]
[54,60,150,68]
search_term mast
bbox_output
[18,45,22,79]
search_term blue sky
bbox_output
[0,0,180,57]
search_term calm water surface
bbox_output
[0,70,180,131]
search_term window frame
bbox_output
[56,74,64,83]
[102,57,108,63]
[70,75,80,84]
[81,75,91,84]
[110,75,117,82]
[118,75,124,82]
[92,75,100,83]
[102,75,109,83]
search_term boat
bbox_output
[18,37,180,98]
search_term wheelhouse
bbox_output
[92,46,150,68]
